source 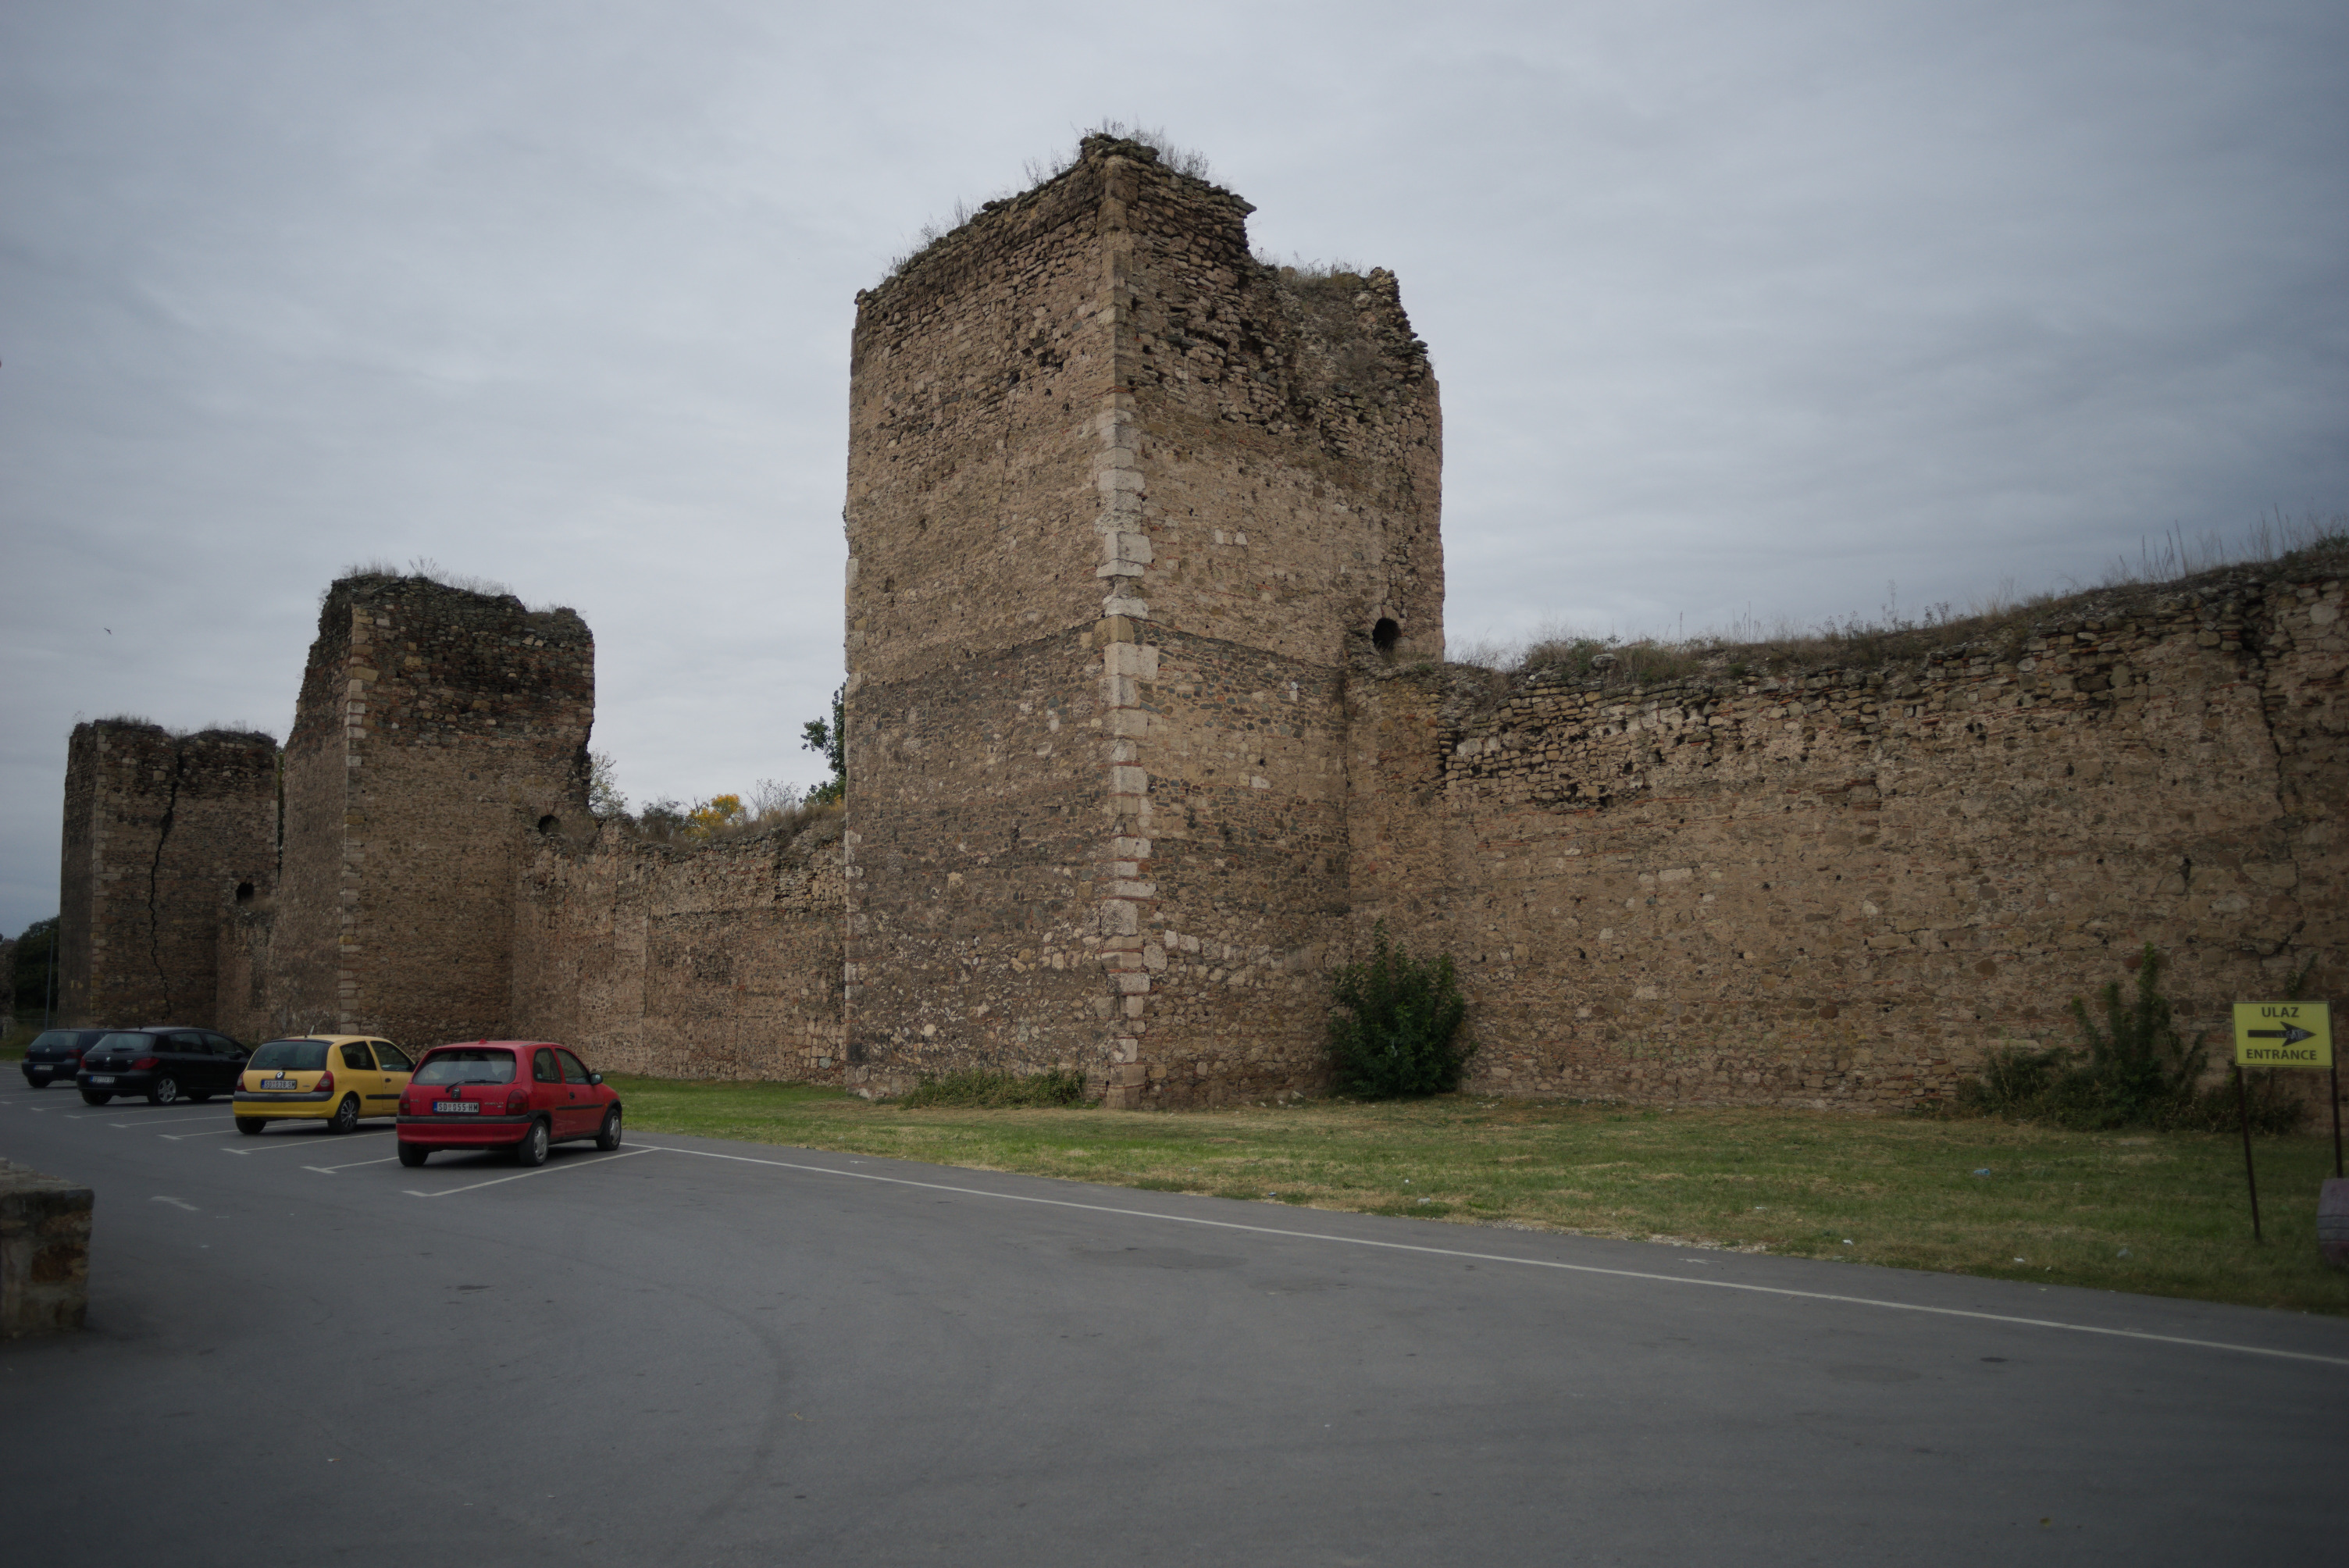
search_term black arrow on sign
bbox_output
[2248,1026,2315,1045]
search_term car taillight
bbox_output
[504,1088,528,1114]
[399,1091,414,1114]
[315,1070,335,1093]
[131,1056,159,1070]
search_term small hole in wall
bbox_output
[1371,618,1401,654]
[234,882,255,904]
[537,814,561,836]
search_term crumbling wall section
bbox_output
[511,821,847,1079]
[57,721,276,1028]
[273,576,593,1049]
[1347,568,2348,1109]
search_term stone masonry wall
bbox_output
[843,147,1118,1088]
[845,136,1443,1107]
[1103,157,1442,1107]
[270,576,593,1050]
[56,721,276,1028]
[510,819,847,1079]
[1346,568,2347,1109]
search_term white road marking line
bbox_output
[112,1114,228,1127]
[223,1135,375,1156]
[635,1144,2349,1371]
[151,1196,201,1212]
[162,1127,242,1141]
[304,1156,398,1173]
[405,1146,656,1197]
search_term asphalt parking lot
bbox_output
[3,1078,2344,1566]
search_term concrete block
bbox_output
[1,1160,91,1338]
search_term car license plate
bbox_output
[88,1075,115,1085]
[266,1078,298,1090]
[433,1101,480,1114]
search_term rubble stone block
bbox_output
[1,1160,92,1338]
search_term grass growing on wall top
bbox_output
[1449,510,2349,690]
[609,1078,2349,1317]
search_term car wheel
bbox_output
[149,1076,181,1106]
[235,1117,266,1135]
[80,1090,112,1106]
[328,1094,360,1134]
[397,1142,429,1168]
[595,1107,623,1152]
[514,1119,551,1167]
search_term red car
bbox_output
[395,1041,622,1168]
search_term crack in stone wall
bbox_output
[143,743,187,1017]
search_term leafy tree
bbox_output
[686,794,747,839]
[586,750,627,818]
[634,797,690,841]
[1326,923,1473,1098]
[11,917,58,1020]
[802,684,845,805]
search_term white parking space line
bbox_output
[151,1196,201,1212]
[222,1133,387,1156]
[636,1143,2349,1372]
[303,1156,399,1173]
[405,1145,655,1197]
[162,1127,242,1141]
[116,1114,231,1128]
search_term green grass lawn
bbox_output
[608,1077,2349,1317]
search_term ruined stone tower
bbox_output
[269,575,593,1046]
[843,136,1442,1105]
[56,720,277,1026]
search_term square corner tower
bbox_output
[842,135,1443,1106]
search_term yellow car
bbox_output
[233,1035,415,1135]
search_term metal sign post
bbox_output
[2233,1064,2262,1242]
[2229,1001,2336,1239]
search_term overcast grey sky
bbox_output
[4,0,2344,939]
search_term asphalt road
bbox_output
[2,1079,2343,1566]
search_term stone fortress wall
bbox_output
[56,722,276,1029]
[212,575,596,1048]
[47,138,2347,1117]
[843,135,1443,1107]
[1349,573,2347,1109]
[509,821,847,1081]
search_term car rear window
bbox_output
[94,1032,155,1051]
[413,1049,518,1085]
[30,1031,96,1052]
[251,1040,330,1072]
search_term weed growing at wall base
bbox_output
[1327,925,1472,1098]
[1954,945,2302,1134]
[895,1068,1092,1109]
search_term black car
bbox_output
[20,1028,112,1088]
[77,1027,249,1106]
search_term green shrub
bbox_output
[1954,944,2301,1132]
[895,1068,1090,1109]
[1327,925,1472,1098]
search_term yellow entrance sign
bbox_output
[2231,1001,2332,1068]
